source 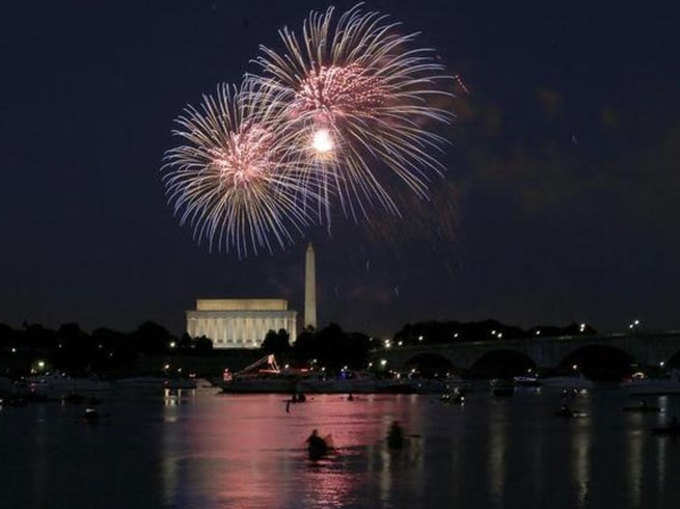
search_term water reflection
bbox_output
[487,401,509,507]
[3,389,680,509]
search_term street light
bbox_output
[37,360,45,369]
[660,361,665,367]
[418,335,424,342]
[169,341,176,349]
[380,359,387,367]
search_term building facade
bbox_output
[186,299,297,349]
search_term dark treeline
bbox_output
[0,321,212,375]
[1,318,600,377]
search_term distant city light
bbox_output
[284,364,290,369]
[164,364,170,370]
[497,333,503,339]
[660,361,665,367]
[491,330,496,335]
[572,364,579,370]
[11,347,16,353]
[380,359,387,367]
[321,367,326,372]
[37,360,45,369]
[169,341,176,349]
[398,341,403,346]
[418,335,423,341]
[453,333,459,338]
[536,330,541,335]
[98,344,103,349]
[368,362,373,368]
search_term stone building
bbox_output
[186,298,297,349]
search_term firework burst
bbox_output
[162,82,318,257]
[253,3,453,220]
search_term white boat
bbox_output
[621,370,680,395]
[27,373,111,397]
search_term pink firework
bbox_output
[254,4,454,221]
[162,82,317,257]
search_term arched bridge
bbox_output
[371,331,680,371]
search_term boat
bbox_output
[219,355,298,393]
[513,375,542,387]
[26,373,111,398]
[622,370,680,396]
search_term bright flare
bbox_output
[312,129,334,154]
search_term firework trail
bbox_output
[162,82,319,257]
[253,3,453,221]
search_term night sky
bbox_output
[2,1,679,337]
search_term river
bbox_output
[2,386,680,508]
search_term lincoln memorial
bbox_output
[186,299,298,349]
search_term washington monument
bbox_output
[304,243,317,329]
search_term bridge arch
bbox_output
[468,349,536,378]
[558,344,636,380]
[665,350,680,369]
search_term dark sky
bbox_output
[1,1,679,337]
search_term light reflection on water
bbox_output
[2,388,680,508]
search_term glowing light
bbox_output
[418,335,424,342]
[37,361,45,369]
[380,359,387,367]
[397,341,403,346]
[536,330,541,335]
[660,361,665,367]
[169,341,176,349]
[311,129,334,154]
[572,364,579,371]
[163,364,170,370]
[11,348,16,353]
